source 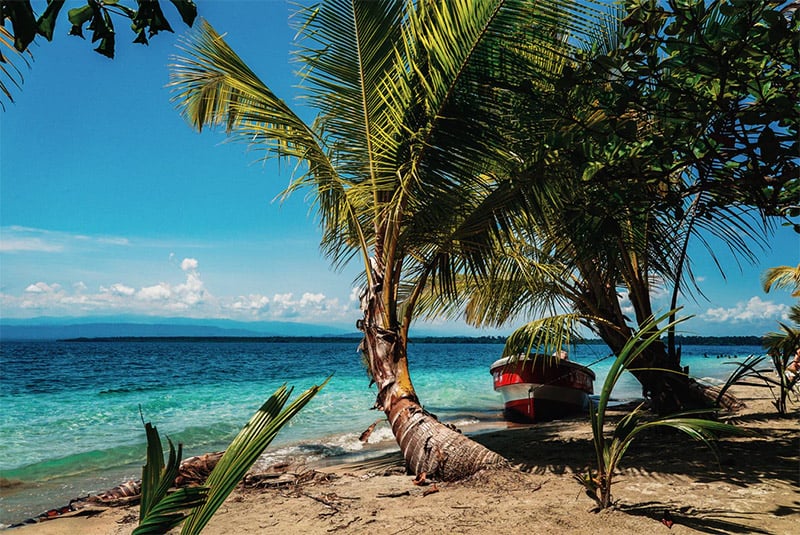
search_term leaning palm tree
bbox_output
[420,0,796,413]
[170,0,608,480]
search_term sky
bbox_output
[1,0,798,337]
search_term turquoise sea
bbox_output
[0,339,765,525]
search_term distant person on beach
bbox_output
[785,348,800,382]
[554,350,568,361]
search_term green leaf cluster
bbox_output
[0,0,196,58]
[134,378,327,534]
[133,422,208,535]
[578,311,751,509]
[180,379,328,534]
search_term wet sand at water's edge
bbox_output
[6,383,799,534]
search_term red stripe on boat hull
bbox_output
[490,356,595,423]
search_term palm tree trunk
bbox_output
[577,281,741,413]
[357,260,506,481]
[594,320,741,413]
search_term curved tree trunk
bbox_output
[578,283,742,414]
[357,260,506,481]
[594,322,742,413]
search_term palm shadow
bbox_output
[471,406,798,534]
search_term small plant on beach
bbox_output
[575,312,750,510]
[715,349,799,416]
[714,354,773,405]
[134,379,328,535]
[760,264,800,414]
[133,423,209,535]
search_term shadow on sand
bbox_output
[469,404,798,534]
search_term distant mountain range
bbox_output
[0,316,355,340]
[0,316,767,345]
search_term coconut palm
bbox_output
[169,0,611,480]
[425,158,757,412]
[418,0,797,413]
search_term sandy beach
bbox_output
[6,383,798,534]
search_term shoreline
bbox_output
[4,383,798,534]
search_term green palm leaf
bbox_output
[0,25,32,111]
[133,422,208,535]
[180,378,329,535]
[133,487,207,535]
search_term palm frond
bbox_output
[762,264,800,297]
[714,354,772,406]
[0,25,32,111]
[502,312,600,359]
[169,19,373,280]
[180,378,328,535]
[133,487,207,535]
[133,422,208,535]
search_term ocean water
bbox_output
[0,339,764,525]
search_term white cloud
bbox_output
[181,258,199,272]
[703,296,790,323]
[0,226,129,253]
[230,294,270,312]
[273,293,294,306]
[300,292,325,305]
[0,238,63,253]
[3,255,359,325]
[350,287,362,303]
[25,282,61,293]
[617,290,635,318]
[108,283,136,297]
[137,283,176,301]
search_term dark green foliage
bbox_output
[566,0,799,223]
[0,0,196,58]
[133,422,208,535]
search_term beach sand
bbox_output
[7,384,799,534]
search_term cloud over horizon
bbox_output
[1,256,358,325]
[702,296,790,323]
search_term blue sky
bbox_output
[1,1,798,337]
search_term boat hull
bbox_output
[490,356,595,422]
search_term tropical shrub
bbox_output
[134,379,327,534]
[133,423,208,535]
[576,313,750,510]
[761,264,800,414]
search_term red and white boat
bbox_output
[490,355,595,422]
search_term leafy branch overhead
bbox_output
[0,0,197,58]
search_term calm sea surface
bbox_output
[0,339,765,525]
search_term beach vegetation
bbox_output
[133,423,208,535]
[169,0,610,480]
[576,312,751,510]
[714,353,773,407]
[167,0,795,479]
[0,0,196,59]
[417,0,798,414]
[134,380,327,534]
[760,264,800,414]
